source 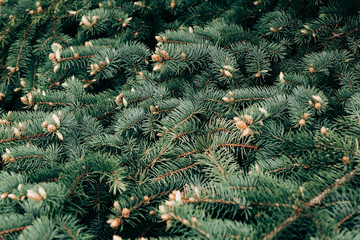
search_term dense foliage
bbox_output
[1,0,360,239]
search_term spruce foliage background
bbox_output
[1,0,360,239]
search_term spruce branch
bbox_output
[263,170,357,240]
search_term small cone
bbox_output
[236,121,247,130]
[110,218,121,228]
[122,208,130,218]
[47,124,57,132]
[299,119,306,126]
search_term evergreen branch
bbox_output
[228,186,253,190]
[94,109,116,120]
[234,97,269,102]
[119,190,175,223]
[176,150,197,158]
[337,210,358,227]
[203,98,223,103]
[124,118,142,131]
[166,40,193,45]
[214,143,258,150]
[154,108,176,114]
[156,163,198,180]
[35,101,71,106]
[59,55,96,62]
[204,109,222,116]
[174,131,196,139]
[167,111,196,133]
[14,155,47,160]
[70,171,88,197]
[256,202,300,211]
[203,76,217,88]
[312,24,336,34]
[119,97,151,105]
[0,226,27,235]
[205,149,230,184]
[262,211,301,240]
[1,1,359,239]
[59,224,75,240]
[169,212,211,239]
[145,146,168,170]
[266,163,342,174]
[209,128,232,134]
[0,132,50,143]
[308,170,357,205]
[16,23,33,71]
[183,198,249,208]
[54,36,70,47]
[263,170,357,240]
[232,49,250,54]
